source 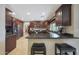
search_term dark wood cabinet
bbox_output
[5,8,16,55]
[5,35,16,55]
[62,4,71,26]
[6,15,13,26]
[6,8,13,27]
[29,21,49,28]
[55,8,62,26]
[55,4,71,26]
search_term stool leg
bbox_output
[73,51,76,55]
[31,50,34,55]
[64,52,68,55]
[44,50,46,55]
[73,49,76,55]
[60,50,63,55]
[55,46,57,55]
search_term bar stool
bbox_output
[55,43,76,55]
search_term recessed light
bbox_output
[58,12,62,16]
[26,12,31,15]
[42,12,46,16]
[9,12,16,15]
[12,12,16,15]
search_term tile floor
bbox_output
[8,34,29,55]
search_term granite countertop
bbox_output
[6,33,16,38]
[26,32,79,39]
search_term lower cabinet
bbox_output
[5,35,16,55]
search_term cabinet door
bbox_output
[5,35,16,55]
[6,15,13,26]
[11,35,16,50]
[6,36,12,54]
[6,8,13,27]
[62,4,71,26]
[55,9,62,26]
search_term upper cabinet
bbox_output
[29,21,49,28]
[6,8,13,27]
[55,4,71,26]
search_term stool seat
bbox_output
[55,43,76,55]
[31,43,46,55]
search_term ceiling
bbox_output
[9,4,61,21]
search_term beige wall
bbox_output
[0,5,5,54]
[73,5,79,37]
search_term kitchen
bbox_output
[0,4,79,55]
[27,4,79,55]
[0,1,79,59]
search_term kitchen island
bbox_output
[27,32,79,55]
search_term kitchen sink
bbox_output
[49,32,60,38]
